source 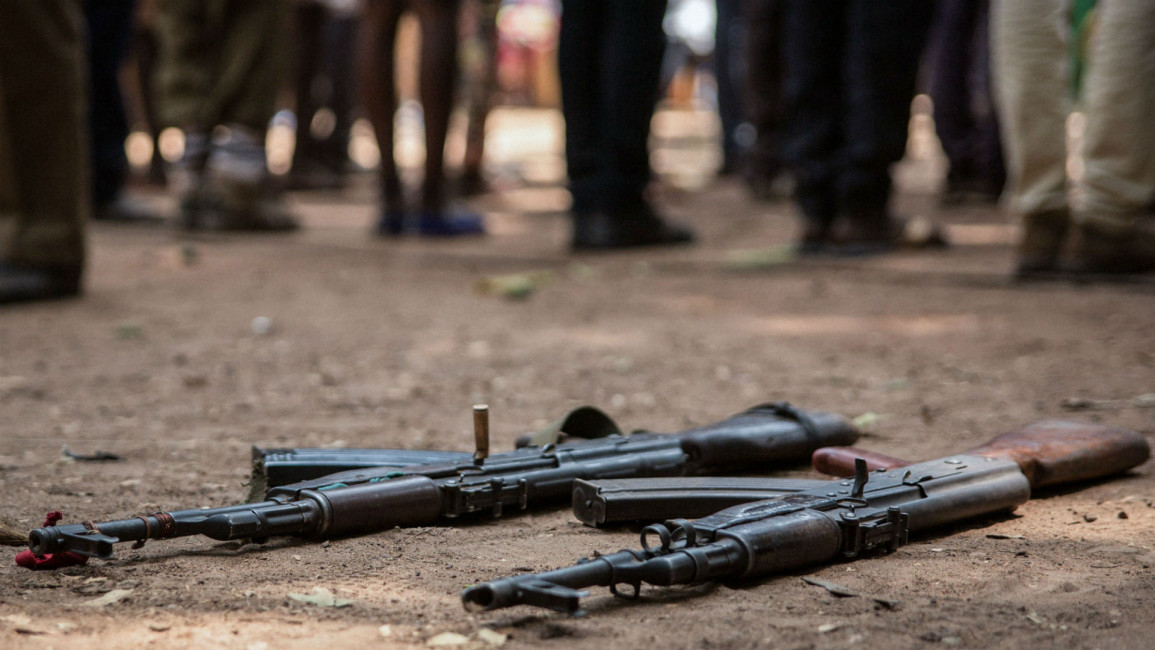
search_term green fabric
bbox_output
[0,0,87,268]
[1070,0,1098,99]
[523,406,624,447]
[155,0,288,131]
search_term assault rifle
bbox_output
[25,402,856,563]
[248,404,633,491]
[461,421,1148,614]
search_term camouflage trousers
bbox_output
[154,0,288,132]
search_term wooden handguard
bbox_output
[812,420,1150,489]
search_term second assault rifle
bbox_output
[461,420,1149,614]
[24,402,856,563]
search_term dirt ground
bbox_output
[1,107,1153,649]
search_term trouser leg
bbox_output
[598,0,667,213]
[207,0,287,131]
[0,0,87,269]
[324,15,359,170]
[927,0,979,181]
[743,0,784,179]
[714,0,746,171]
[291,2,326,169]
[990,0,1069,218]
[86,0,136,208]
[560,0,666,215]
[558,0,607,214]
[154,0,214,130]
[970,0,1005,193]
[1079,0,1155,225]
[156,0,286,132]
[780,0,845,224]
[838,0,933,217]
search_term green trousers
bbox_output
[0,0,87,268]
[155,0,288,132]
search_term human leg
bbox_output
[406,0,484,236]
[0,0,87,302]
[836,0,934,248]
[1073,0,1155,272]
[990,0,1071,274]
[85,0,135,212]
[565,0,693,250]
[779,0,846,249]
[741,0,787,199]
[359,0,406,233]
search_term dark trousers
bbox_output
[86,0,135,207]
[927,0,1004,189]
[0,0,87,268]
[744,0,784,176]
[781,0,933,222]
[714,0,745,168]
[558,0,667,214]
[291,5,357,173]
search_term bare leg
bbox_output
[411,0,459,213]
[358,0,405,211]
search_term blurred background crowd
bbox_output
[1,0,1152,305]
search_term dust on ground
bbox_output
[1,107,1153,649]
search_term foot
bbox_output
[415,210,486,237]
[286,161,346,191]
[795,217,834,256]
[1014,208,1070,280]
[1068,219,1155,275]
[831,213,948,257]
[941,175,1002,206]
[0,263,82,305]
[179,126,300,233]
[181,185,300,232]
[571,207,695,252]
[457,169,490,197]
[93,196,165,224]
[375,209,406,237]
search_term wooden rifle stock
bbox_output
[812,420,1149,488]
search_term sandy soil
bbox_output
[1,108,1153,649]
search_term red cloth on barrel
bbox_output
[12,511,89,570]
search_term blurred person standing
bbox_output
[155,0,298,232]
[359,0,485,237]
[993,0,1155,277]
[780,0,942,255]
[560,0,694,250]
[0,0,88,304]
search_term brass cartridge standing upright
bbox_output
[473,404,490,464]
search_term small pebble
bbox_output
[251,316,273,335]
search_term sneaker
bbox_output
[181,126,300,232]
[830,213,948,257]
[571,207,694,251]
[374,209,406,237]
[415,210,486,237]
[0,263,82,305]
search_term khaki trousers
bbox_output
[992,0,1155,226]
[0,0,87,268]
